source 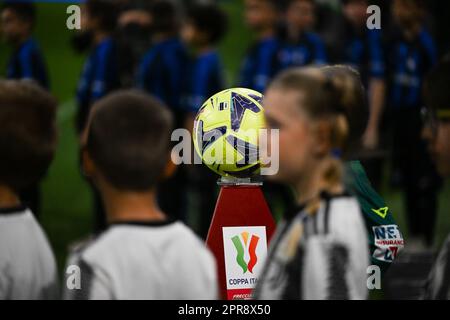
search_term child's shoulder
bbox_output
[313,192,362,234]
[0,206,39,232]
[78,221,207,261]
[321,193,365,237]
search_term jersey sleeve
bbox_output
[254,42,278,92]
[18,45,35,81]
[419,30,438,68]
[92,42,118,101]
[186,56,224,113]
[344,161,405,274]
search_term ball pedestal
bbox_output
[205,177,276,300]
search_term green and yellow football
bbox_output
[192,88,265,178]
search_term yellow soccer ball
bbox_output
[192,88,265,178]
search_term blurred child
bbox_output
[339,0,386,190]
[239,0,282,92]
[254,67,368,299]
[76,0,120,133]
[137,0,187,126]
[64,90,217,299]
[136,0,188,222]
[422,56,450,299]
[76,0,120,234]
[181,2,227,117]
[388,0,440,248]
[0,81,58,299]
[334,0,386,190]
[1,2,49,89]
[1,2,50,216]
[181,2,228,238]
[278,0,327,70]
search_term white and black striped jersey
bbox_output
[423,235,450,299]
[254,192,369,300]
[0,206,59,300]
[63,219,218,300]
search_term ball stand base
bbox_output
[205,177,276,300]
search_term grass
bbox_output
[0,1,449,279]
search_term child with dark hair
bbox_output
[136,0,187,122]
[278,0,327,69]
[387,0,440,248]
[1,2,49,89]
[1,2,50,216]
[181,2,228,238]
[64,90,217,300]
[239,0,282,93]
[181,2,228,114]
[0,80,58,299]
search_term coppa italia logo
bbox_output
[231,232,260,274]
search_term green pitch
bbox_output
[0,2,449,277]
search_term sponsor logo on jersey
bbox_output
[372,224,404,262]
[371,207,389,218]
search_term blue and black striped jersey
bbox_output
[76,37,119,131]
[278,32,327,70]
[341,26,385,87]
[239,36,281,93]
[182,50,224,113]
[136,38,188,111]
[388,28,437,109]
[7,38,49,89]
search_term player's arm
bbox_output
[345,161,404,274]
[363,30,386,150]
[363,79,385,149]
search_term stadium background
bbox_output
[0,0,449,285]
